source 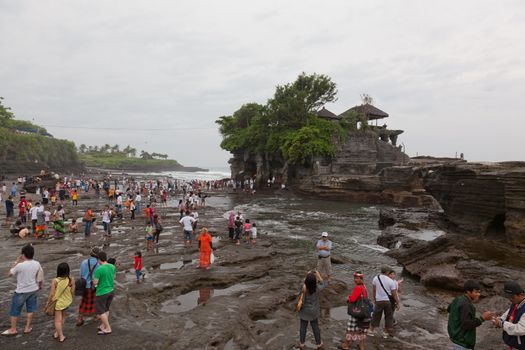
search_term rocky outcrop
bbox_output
[423,162,525,247]
[378,208,525,294]
[297,167,440,208]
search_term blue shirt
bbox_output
[316,239,332,257]
[80,257,99,288]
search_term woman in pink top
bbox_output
[243,219,251,242]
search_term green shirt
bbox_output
[93,263,116,296]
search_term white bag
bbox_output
[210,252,216,264]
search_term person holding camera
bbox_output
[297,270,327,349]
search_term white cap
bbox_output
[321,232,328,237]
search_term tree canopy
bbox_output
[216,72,350,164]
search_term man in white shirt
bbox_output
[179,211,196,247]
[369,265,400,337]
[29,202,43,234]
[2,244,43,336]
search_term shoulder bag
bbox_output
[74,260,97,296]
[296,284,306,312]
[45,278,70,316]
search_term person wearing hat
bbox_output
[493,282,525,349]
[447,280,493,350]
[316,232,332,282]
[76,247,100,326]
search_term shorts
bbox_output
[6,209,14,217]
[183,230,192,241]
[146,236,153,241]
[317,256,332,276]
[95,292,114,315]
[10,291,38,317]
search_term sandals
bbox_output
[97,330,112,335]
[23,327,32,334]
[1,329,18,336]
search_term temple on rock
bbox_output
[311,103,408,176]
[228,102,409,185]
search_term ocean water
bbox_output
[128,168,231,181]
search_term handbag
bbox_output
[45,277,70,316]
[74,260,97,296]
[347,287,372,319]
[296,285,306,312]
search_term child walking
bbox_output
[145,224,154,250]
[46,262,74,342]
[134,251,144,283]
[251,223,257,245]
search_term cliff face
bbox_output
[423,162,525,247]
[0,128,82,174]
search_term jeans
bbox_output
[371,301,394,331]
[299,318,321,345]
[84,220,92,236]
[10,291,38,317]
[452,344,472,350]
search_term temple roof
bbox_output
[339,104,389,120]
[316,107,340,120]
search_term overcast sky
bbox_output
[1,0,524,168]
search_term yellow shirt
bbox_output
[53,277,73,310]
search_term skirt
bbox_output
[346,315,367,342]
[78,288,96,315]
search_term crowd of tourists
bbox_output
[1,173,524,350]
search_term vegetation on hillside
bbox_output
[78,144,179,170]
[0,98,80,170]
[215,73,365,164]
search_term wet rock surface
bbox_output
[0,189,500,349]
[377,207,525,350]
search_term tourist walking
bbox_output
[492,282,525,349]
[153,214,162,244]
[234,213,243,245]
[342,272,370,350]
[76,247,100,326]
[297,270,326,349]
[316,232,332,282]
[134,251,144,283]
[93,251,116,335]
[447,280,493,350]
[198,227,213,269]
[369,265,400,337]
[180,211,196,247]
[45,262,74,342]
[228,210,235,240]
[2,243,44,336]
[5,195,14,224]
[83,207,95,237]
[102,205,113,237]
